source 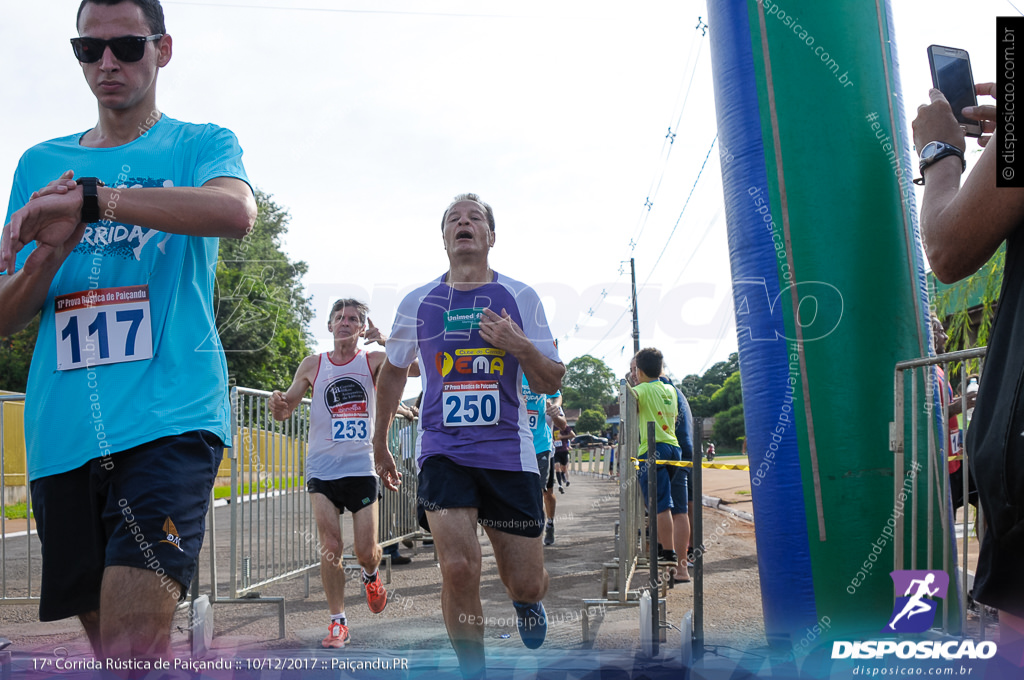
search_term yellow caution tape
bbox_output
[629,457,750,471]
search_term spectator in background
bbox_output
[628,348,681,565]
[914,81,1024,661]
[659,370,693,582]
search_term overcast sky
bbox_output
[0,0,1011,392]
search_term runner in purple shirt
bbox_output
[373,193,564,678]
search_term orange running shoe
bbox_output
[322,621,349,648]
[364,571,388,614]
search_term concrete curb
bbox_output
[702,495,754,523]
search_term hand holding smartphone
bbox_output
[927,45,982,137]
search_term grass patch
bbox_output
[736,490,751,496]
[3,502,29,520]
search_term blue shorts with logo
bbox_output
[30,430,223,621]
[637,442,681,514]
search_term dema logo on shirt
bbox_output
[435,348,506,377]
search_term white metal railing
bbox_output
[892,346,986,635]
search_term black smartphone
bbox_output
[927,45,982,137]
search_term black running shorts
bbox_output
[417,455,544,538]
[30,430,223,621]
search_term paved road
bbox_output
[1,465,768,679]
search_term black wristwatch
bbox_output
[76,177,105,223]
[914,141,966,185]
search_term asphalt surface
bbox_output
[0,462,767,678]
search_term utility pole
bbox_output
[630,257,640,355]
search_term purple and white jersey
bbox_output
[386,271,561,473]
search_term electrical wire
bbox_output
[163,1,530,19]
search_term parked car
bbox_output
[571,434,608,448]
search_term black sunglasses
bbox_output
[70,34,163,64]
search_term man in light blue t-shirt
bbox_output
[0,0,255,664]
[521,375,566,546]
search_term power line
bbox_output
[569,17,710,350]
[163,1,532,19]
[638,135,718,290]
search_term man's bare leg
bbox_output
[311,493,346,615]
[78,610,102,658]
[428,508,484,677]
[99,566,180,663]
[656,509,674,553]
[542,489,555,521]
[672,511,690,580]
[484,527,548,604]
[351,501,382,574]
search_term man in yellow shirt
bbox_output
[629,347,682,564]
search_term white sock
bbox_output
[332,612,346,624]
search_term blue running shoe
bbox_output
[513,601,547,649]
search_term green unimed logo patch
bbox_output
[445,308,484,332]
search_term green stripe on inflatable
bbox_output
[742,1,955,636]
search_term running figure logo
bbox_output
[884,570,949,633]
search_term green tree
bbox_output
[713,402,746,446]
[708,372,743,414]
[214,189,315,390]
[562,354,616,412]
[700,352,739,390]
[576,408,606,434]
[689,393,713,418]
[0,316,38,392]
[933,246,1003,380]
[679,373,702,399]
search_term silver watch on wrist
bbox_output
[913,141,966,185]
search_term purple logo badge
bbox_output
[884,570,949,633]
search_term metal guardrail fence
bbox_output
[0,386,422,640]
[206,386,422,637]
[567,445,614,478]
[892,346,987,637]
[380,416,421,550]
[581,380,657,641]
[0,393,36,605]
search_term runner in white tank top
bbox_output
[306,349,377,481]
[270,299,419,648]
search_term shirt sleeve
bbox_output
[386,292,420,369]
[516,284,561,363]
[194,126,251,191]
[4,156,36,274]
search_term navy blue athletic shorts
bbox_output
[637,442,681,514]
[307,476,381,514]
[30,430,223,621]
[417,455,544,538]
[671,465,691,515]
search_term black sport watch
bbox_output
[914,141,966,185]
[76,177,105,223]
